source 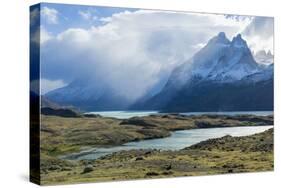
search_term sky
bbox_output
[31,3,274,97]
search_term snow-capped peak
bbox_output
[168,32,265,85]
[231,34,248,48]
[208,32,230,45]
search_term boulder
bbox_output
[135,156,144,161]
[82,165,94,174]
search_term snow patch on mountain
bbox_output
[169,32,267,85]
[242,63,273,83]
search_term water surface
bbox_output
[63,125,273,160]
[85,111,273,119]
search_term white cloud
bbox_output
[242,17,274,53]
[41,6,59,24]
[78,9,99,21]
[31,27,40,44]
[78,10,92,20]
[41,79,67,94]
[41,26,53,44]
[30,7,39,26]
[31,26,53,45]
[41,10,271,101]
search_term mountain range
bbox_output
[254,50,274,65]
[45,32,274,112]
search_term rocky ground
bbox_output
[39,114,273,185]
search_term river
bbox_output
[63,125,273,160]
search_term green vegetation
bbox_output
[40,114,273,156]
[39,114,273,185]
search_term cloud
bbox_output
[79,10,92,20]
[40,26,53,44]
[40,79,67,94]
[78,8,99,21]
[41,6,59,24]
[40,10,270,101]
[242,17,274,53]
[31,26,53,45]
[30,7,40,26]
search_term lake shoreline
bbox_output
[41,127,274,185]
[85,110,273,119]
[41,113,273,157]
[40,113,274,185]
[62,125,273,160]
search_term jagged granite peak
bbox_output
[256,50,267,57]
[254,50,274,65]
[45,32,273,112]
[175,32,259,83]
[218,31,226,38]
[133,32,273,111]
[267,50,273,57]
[208,32,230,45]
[231,33,248,48]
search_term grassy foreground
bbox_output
[40,114,273,185]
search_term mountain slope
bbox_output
[45,77,132,111]
[254,50,274,65]
[132,32,273,112]
[45,32,273,112]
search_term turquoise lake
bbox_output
[63,125,273,160]
[85,110,273,119]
